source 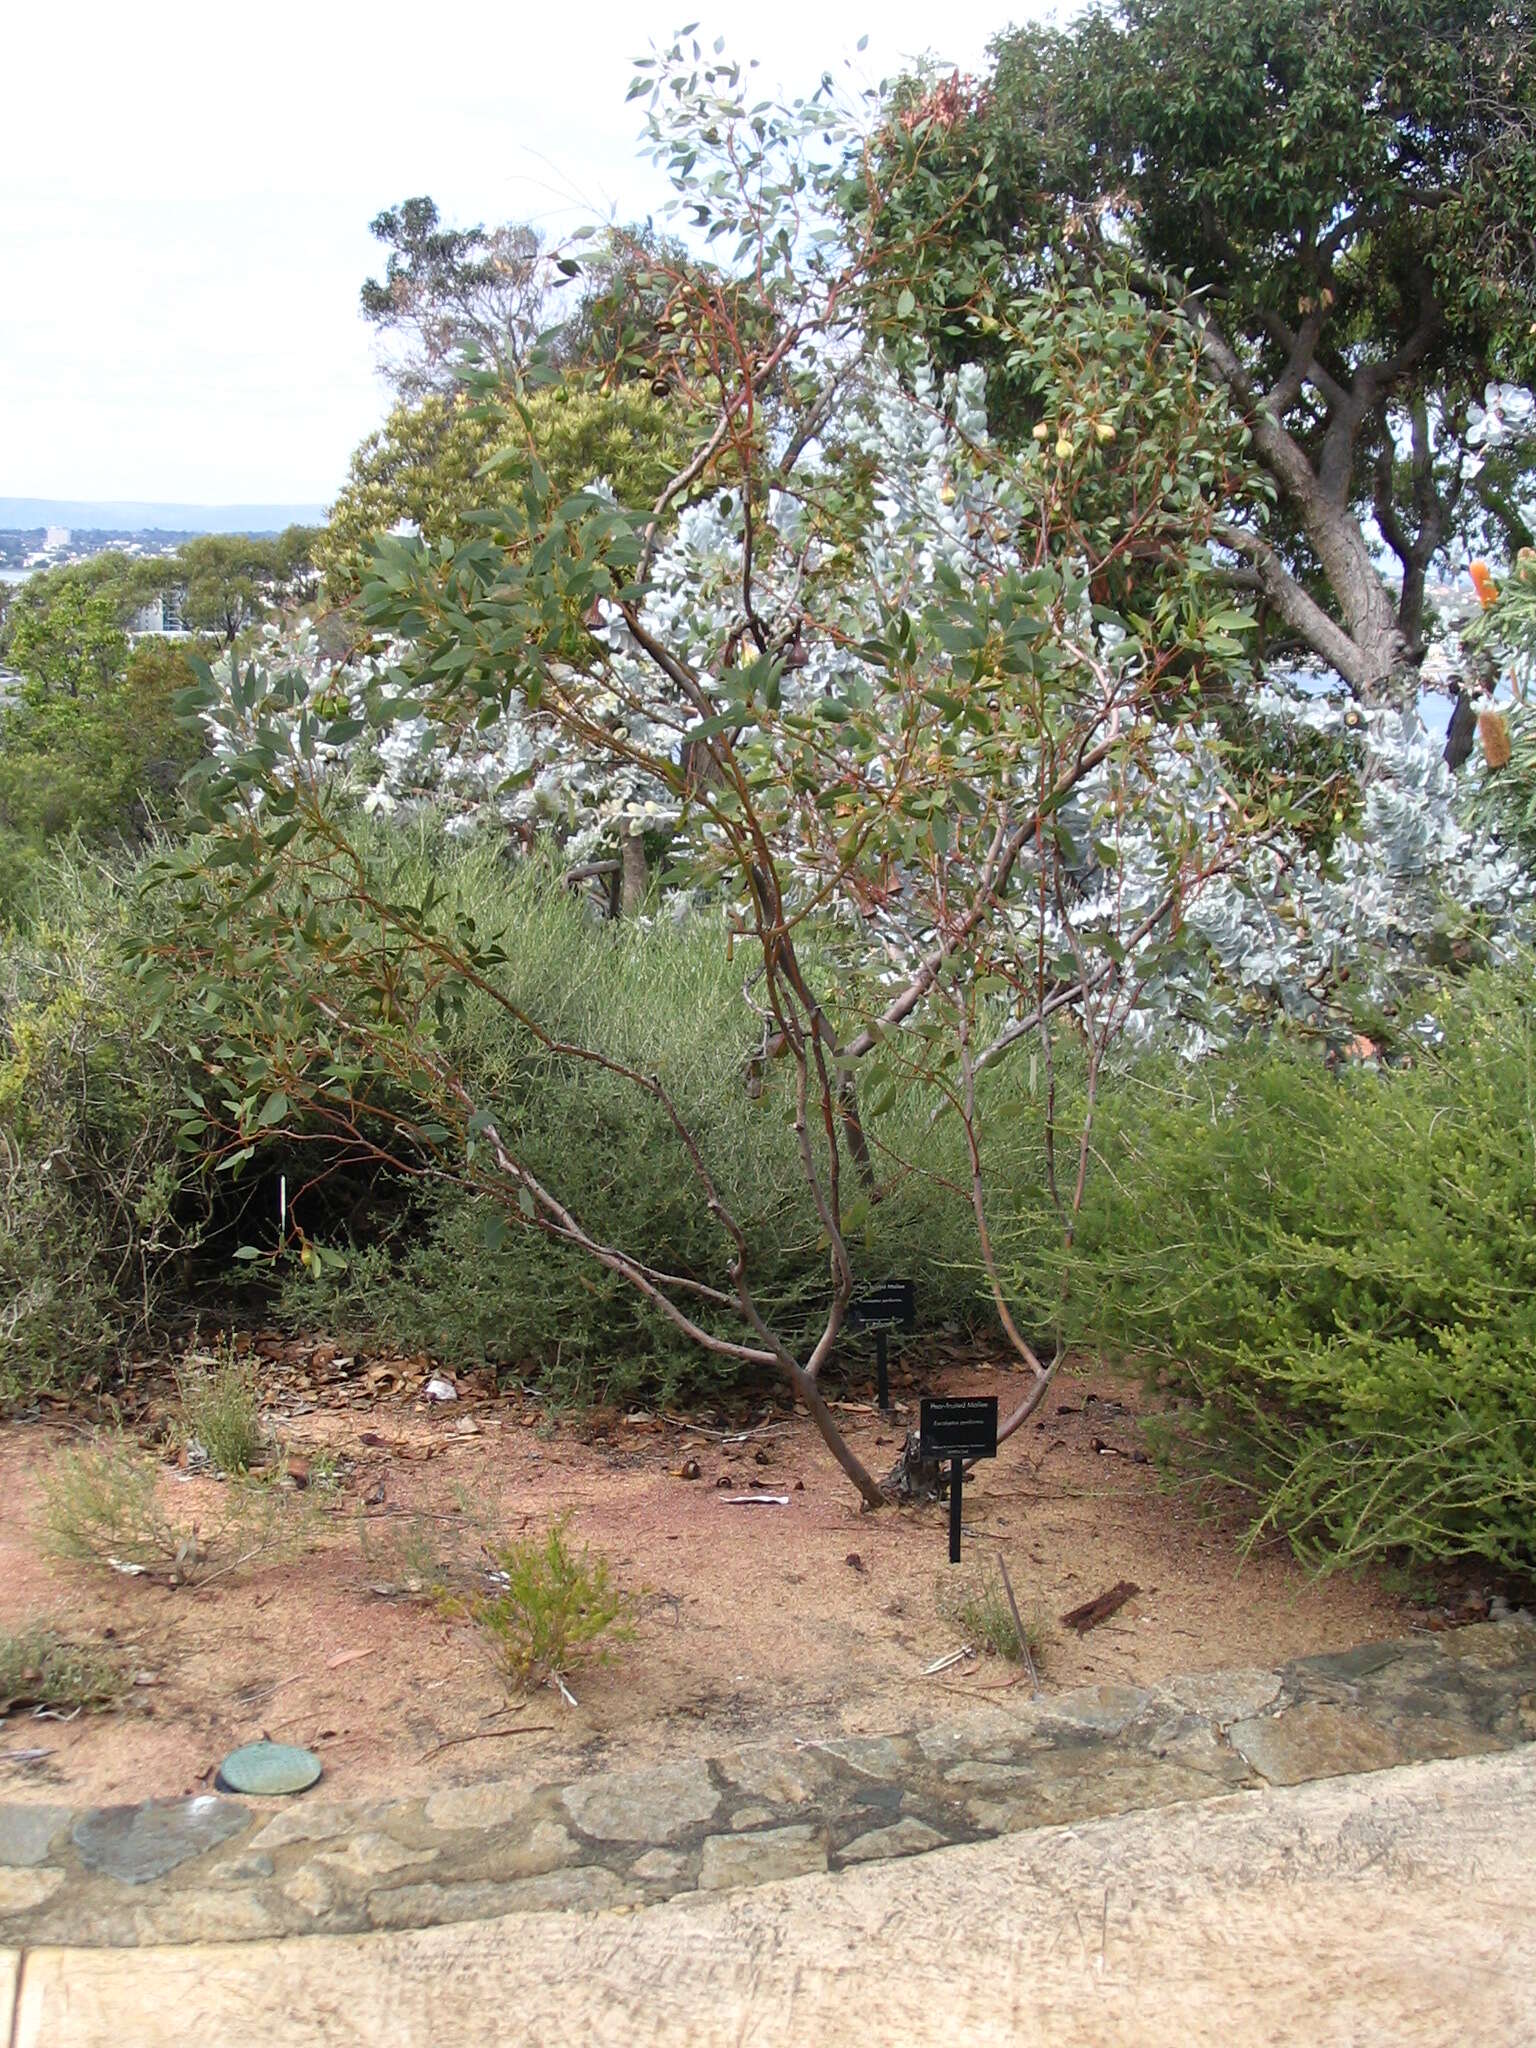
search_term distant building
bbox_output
[128,592,190,639]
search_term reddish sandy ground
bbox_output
[0,1345,1413,1808]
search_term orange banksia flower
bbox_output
[1478,703,1512,769]
[1470,561,1500,608]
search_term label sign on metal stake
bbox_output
[851,1280,915,1412]
[919,1397,999,1564]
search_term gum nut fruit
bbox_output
[1032,422,1050,442]
[1095,421,1117,443]
[939,484,956,505]
[1055,436,1074,459]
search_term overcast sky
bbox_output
[0,0,1041,509]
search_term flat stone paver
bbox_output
[1228,1695,1496,1783]
[697,1823,826,1890]
[0,1870,64,1914]
[3,1620,1535,1950]
[560,1758,720,1843]
[13,1749,1536,2047]
[838,1816,946,1862]
[0,1807,68,1869]
[71,1799,251,1885]
[1,1947,17,2045]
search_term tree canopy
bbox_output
[315,384,686,595]
[176,528,317,646]
[0,552,164,666]
[857,0,1536,702]
[361,196,547,396]
[0,531,316,903]
[5,579,127,700]
[321,210,748,595]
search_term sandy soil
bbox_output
[0,1344,1412,1808]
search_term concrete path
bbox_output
[10,1747,1536,2047]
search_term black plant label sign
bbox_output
[850,1279,916,1330]
[919,1397,999,1462]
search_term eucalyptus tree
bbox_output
[175,531,318,648]
[361,196,548,399]
[148,37,1376,1503]
[855,0,1536,703]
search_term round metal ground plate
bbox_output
[215,1741,323,1796]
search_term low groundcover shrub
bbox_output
[1045,961,1536,1574]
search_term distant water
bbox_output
[0,498,326,532]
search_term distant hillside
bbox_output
[0,498,327,534]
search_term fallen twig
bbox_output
[229,1674,304,1710]
[660,1414,791,1443]
[418,1722,555,1762]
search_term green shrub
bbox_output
[1,823,1044,1414]
[274,831,1028,1407]
[356,1506,462,1598]
[441,1518,635,1696]
[0,1623,125,1714]
[0,858,206,1405]
[175,1346,265,1474]
[42,1433,311,1587]
[1040,962,1536,1574]
[940,1562,1047,1669]
[41,1436,184,1573]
